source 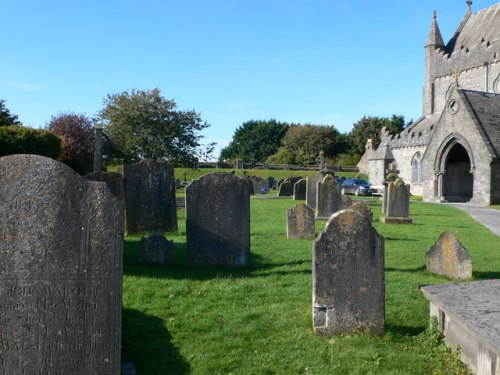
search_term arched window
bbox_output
[412,152,423,182]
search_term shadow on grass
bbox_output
[122,308,190,375]
[386,323,426,337]
[385,265,426,273]
[473,270,500,280]
[124,240,310,281]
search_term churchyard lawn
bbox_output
[121,198,495,374]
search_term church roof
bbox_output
[446,4,500,53]
[460,89,500,159]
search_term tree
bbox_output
[219,119,289,163]
[99,88,209,166]
[46,112,96,175]
[0,100,21,126]
[197,141,217,162]
[281,124,344,165]
[265,147,296,164]
[348,115,407,156]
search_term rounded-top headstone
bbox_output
[0,154,124,374]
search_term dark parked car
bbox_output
[341,178,374,196]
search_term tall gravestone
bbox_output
[119,159,177,234]
[0,154,124,374]
[286,203,315,239]
[380,178,413,224]
[186,172,250,267]
[306,172,323,209]
[316,175,351,219]
[313,209,385,335]
[293,179,307,200]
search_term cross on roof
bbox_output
[467,0,473,11]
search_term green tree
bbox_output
[99,88,209,166]
[0,100,21,127]
[281,124,344,165]
[46,111,95,175]
[265,147,296,164]
[219,119,289,163]
[348,115,407,156]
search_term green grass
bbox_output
[121,198,498,374]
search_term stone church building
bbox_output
[367,2,500,206]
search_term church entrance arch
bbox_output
[435,136,474,202]
[443,143,473,201]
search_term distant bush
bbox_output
[0,125,61,159]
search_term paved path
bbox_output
[448,203,500,237]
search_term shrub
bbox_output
[0,125,61,159]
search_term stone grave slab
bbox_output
[421,280,500,375]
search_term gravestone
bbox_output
[0,154,124,374]
[313,209,385,335]
[138,233,173,266]
[85,171,125,201]
[245,178,256,195]
[267,176,276,190]
[306,172,323,208]
[175,179,181,189]
[277,181,293,197]
[316,175,351,219]
[426,232,472,279]
[293,179,307,200]
[186,172,250,267]
[119,159,178,234]
[380,178,413,223]
[350,202,373,224]
[287,203,315,239]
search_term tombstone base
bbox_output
[313,306,385,336]
[380,216,413,224]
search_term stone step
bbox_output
[420,280,500,375]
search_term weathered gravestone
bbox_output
[350,202,373,224]
[293,179,307,200]
[119,159,177,234]
[426,232,472,279]
[186,172,250,267]
[138,233,173,266]
[313,209,385,335]
[306,172,323,209]
[0,154,124,374]
[380,178,413,224]
[286,203,315,239]
[316,175,352,219]
[85,171,125,201]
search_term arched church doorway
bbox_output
[443,143,473,201]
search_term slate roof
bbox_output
[447,4,500,53]
[460,89,500,160]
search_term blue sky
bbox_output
[1,0,498,158]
